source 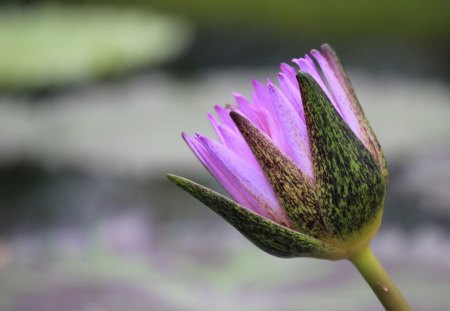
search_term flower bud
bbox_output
[169,44,387,260]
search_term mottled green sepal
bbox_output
[167,174,343,259]
[230,112,328,238]
[297,72,385,239]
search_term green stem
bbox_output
[349,245,411,311]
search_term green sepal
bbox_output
[230,111,328,238]
[167,174,344,259]
[297,72,385,239]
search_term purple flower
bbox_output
[169,44,387,259]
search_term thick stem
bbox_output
[349,245,411,311]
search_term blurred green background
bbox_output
[0,1,449,310]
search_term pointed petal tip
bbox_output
[213,104,225,113]
[232,93,242,102]
[251,79,261,87]
[280,63,288,70]
[278,72,294,86]
[266,81,277,91]
[207,113,216,124]
[303,53,316,65]
[181,132,190,141]
[195,133,208,144]
[320,43,334,54]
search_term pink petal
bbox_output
[183,132,255,211]
[251,80,275,117]
[280,63,297,80]
[278,72,304,120]
[197,134,285,221]
[208,113,225,143]
[310,49,363,140]
[267,83,313,177]
[208,113,259,168]
[251,80,285,148]
[233,93,263,129]
[214,105,237,131]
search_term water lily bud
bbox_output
[169,44,387,260]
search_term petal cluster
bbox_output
[171,44,387,259]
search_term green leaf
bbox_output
[167,174,343,259]
[0,6,192,90]
[230,112,328,238]
[297,72,385,239]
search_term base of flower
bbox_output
[322,209,384,261]
[349,245,411,311]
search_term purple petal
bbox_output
[251,80,285,148]
[310,49,363,141]
[267,83,313,177]
[214,105,237,131]
[208,113,225,143]
[278,72,304,120]
[197,134,287,221]
[208,113,259,168]
[233,93,263,129]
[183,132,256,212]
[319,44,387,177]
[251,80,275,117]
[280,63,297,79]
[293,55,337,108]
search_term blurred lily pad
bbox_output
[0,5,192,90]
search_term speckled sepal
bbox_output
[167,174,344,259]
[297,72,385,239]
[230,111,328,238]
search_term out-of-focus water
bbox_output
[0,69,449,310]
